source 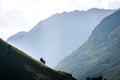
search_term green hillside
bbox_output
[56,10,120,80]
[0,38,76,80]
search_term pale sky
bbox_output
[0,0,120,40]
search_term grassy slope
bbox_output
[83,27,120,79]
[56,10,120,80]
[70,18,120,80]
[0,38,76,80]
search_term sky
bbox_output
[0,0,120,40]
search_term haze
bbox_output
[0,0,120,40]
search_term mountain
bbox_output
[7,8,116,67]
[56,10,120,80]
[0,38,76,80]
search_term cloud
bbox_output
[0,0,120,40]
[0,9,32,29]
[0,0,75,30]
[69,0,120,10]
[0,18,9,28]
[69,0,97,10]
[108,0,120,9]
[1,0,119,22]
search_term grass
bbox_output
[0,38,76,80]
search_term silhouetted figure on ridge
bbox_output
[40,58,46,64]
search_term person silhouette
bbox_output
[40,58,46,64]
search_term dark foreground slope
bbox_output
[56,10,120,80]
[0,38,76,80]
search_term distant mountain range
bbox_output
[7,8,116,67]
[0,38,76,80]
[56,10,120,80]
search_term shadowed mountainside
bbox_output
[0,38,76,80]
[56,10,120,80]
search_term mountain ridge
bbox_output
[7,8,116,67]
[56,10,120,80]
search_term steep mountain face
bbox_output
[0,38,76,80]
[56,10,120,80]
[7,8,116,67]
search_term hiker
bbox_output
[40,58,46,64]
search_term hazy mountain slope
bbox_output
[0,38,76,80]
[7,8,116,67]
[56,10,120,80]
